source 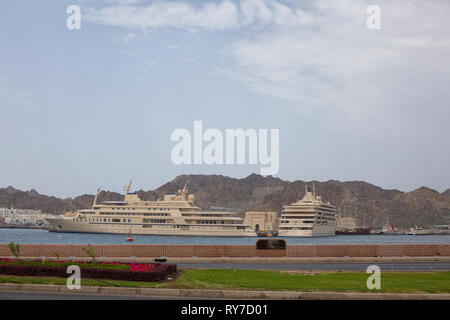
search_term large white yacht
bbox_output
[46,181,256,237]
[278,184,337,237]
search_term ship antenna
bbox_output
[182,177,189,198]
[93,187,101,208]
[124,180,132,194]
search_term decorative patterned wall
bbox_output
[315,245,349,257]
[40,245,72,257]
[0,243,448,258]
[286,245,316,257]
[437,244,450,256]
[377,245,406,257]
[194,245,226,257]
[404,244,438,257]
[131,245,164,257]
[255,249,287,257]
[347,245,378,257]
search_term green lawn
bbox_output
[0,275,168,288]
[173,269,450,293]
[1,269,450,293]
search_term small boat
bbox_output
[256,230,277,237]
[126,230,133,242]
[406,226,428,235]
[380,223,404,235]
[335,227,372,235]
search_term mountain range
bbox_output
[1,174,450,228]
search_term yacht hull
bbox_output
[278,225,336,237]
[47,218,257,237]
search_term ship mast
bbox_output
[182,178,189,199]
[124,180,132,195]
[92,187,101,209]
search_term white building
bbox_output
[0,208,14,219]
[0,207,43,225]
[244,211,279,233]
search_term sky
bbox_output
[1,0,449,198]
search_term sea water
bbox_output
[0,228,449,245]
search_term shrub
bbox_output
[256,239,286,250]
[8,242,20,259]
[0,262,176,282]
[85,245,96,264]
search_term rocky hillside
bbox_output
[442,189,450,197]
[1,174,450,228]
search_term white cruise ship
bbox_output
[46,181,256,237]
[278,184,337,237]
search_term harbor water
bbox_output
[1,228,450,245]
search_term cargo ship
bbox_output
[335,214,371,235]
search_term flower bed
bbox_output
[0,258,131,270]
[0,258,176,282]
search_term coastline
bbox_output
[1,228,450,245]
[0,225,48,230]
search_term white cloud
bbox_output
[240,0,272,25]
[84,0,319,31]
[122,32,136,43]
[12,95,31,106]
[120,50,134,56]
[84,0,450,141]
[85,0,240,31]
[217,0,450,141]
[102,0,141,5]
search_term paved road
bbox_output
[177,261,450,271]
[0,291,210,300]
